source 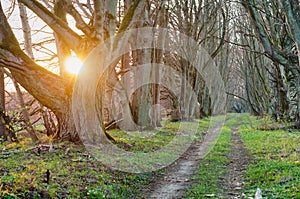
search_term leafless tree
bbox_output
[0,0,143,142]
[242,0,300,126]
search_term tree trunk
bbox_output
[0,68,6,139]
[11,76,38,142]
[19,1,58,138]
[291,68,300,128]
[117,53,137,130]
[53,0,71,77]
[0,0,145,142]
[0,69,18,142]
[131,9,154,129]
[41,105,56,136]
[57,102,79,142]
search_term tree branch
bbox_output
[18,0,83,55]
[281,0,300,66]
[64,1,96,37]
[242,0,290,67]
[226,92,249,103]
[0,2,67,114]
[113,0,144,49]
[0,58,26,72]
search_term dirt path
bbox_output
[221,128,251,198]
[145,118,252,199]
[146,122,225,199]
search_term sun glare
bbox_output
[64,56,83,75]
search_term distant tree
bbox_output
[232,4,271,116]
[168,0,228,119]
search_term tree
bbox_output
[242,0,300,126]
[0,0,229,143]
[232,4,271,116]
[168,0,228,119]
[0,0,142,142]
[0,67,5,139]
[0,68,18,142]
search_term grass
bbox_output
[1,115,223,198]
[0,141,151,198]
[239,115,300,198]
[108,115,227,152]
[185,113,300,198]
[3,113,298,198]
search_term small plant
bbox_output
[261,112,272,129]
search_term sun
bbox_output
[64,56,83,75]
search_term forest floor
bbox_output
[0,114,300,198]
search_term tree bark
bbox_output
[53,0,71,77]
[0,68,6,139]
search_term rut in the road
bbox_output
[146,122,225,199]
[221,128,251,199]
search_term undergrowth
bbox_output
[0,141,151,198]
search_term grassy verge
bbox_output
[240,116,300,198]
[108,115,226,152]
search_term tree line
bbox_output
[0,0,299,143]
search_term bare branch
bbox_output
[18,0,83,55]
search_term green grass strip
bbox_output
[185,121,233,198]
[240,115,300,198]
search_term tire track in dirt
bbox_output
[220,125,251,198]
[146,120,226,199]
